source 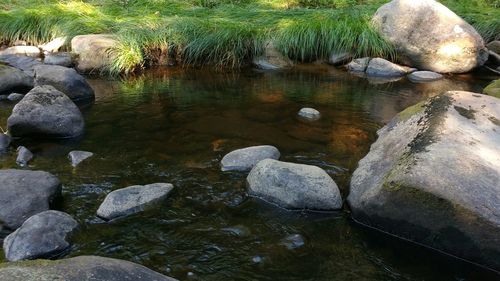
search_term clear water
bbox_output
[0,65,498,281]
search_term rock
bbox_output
[68,150,94,167]
[7,85,85,138]
[328,52,352,65]
[97,183,174,220]
[71,34,118,73]
[298,107,321,120]
[44,52,73,67]
[0,54,42,76]
[16,146,33,166]
[488,50,500,65]
[281,234,305,249]
[483,79,500,98]
[487,40,500,54]
[346,57,370,72]
[0,46,41,58]
[365,58,414,77]
[7,93,24,101]
[221,225,251,237]
[247,159,342,210]
[0,169,61,230]
[253,41,292,70]
[221,145,280,172]
[0,255,178,281]
[372,0,488,73]
[39,37,67,53]
[34,65,94,101]
[348,91,500,271]
[3,210,78,261]
[408,71,443,83]
[0,133,11,150]
[0,95,8,100]
[0,65,34,95]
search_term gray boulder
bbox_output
[298,107,321,120]
[0,65,33,95]
[372,0,488,73]
[71,34,118,73]
[0,133,11,150]
[16,146,33,166]
[3,210,78,261]
[346,57,370,72]
[408,71,443,82]
[68,150,94,167]
[0,255,178,281]
[97,183,174,220]
[365,58,415,77]
[7,85,85,138]
[247,159,342,210]
[7,93,24,101]
[253,41,292,70]
[221,145,280,172]
[348,91,500,271]
[0,169,61,230]
[0,46,41,58]
[44,52,73,67]
[0,54,42,76]
[34,65,94,101]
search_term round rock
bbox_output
[34,65,94,101]
[16,146,33,166]
[0,65,33,95]
[408,71,443,82]
[298,108,321,120]
[221,145,280,172]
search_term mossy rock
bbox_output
[483,79,500,98]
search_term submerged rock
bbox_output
[44,52,73,67]
[346,57,370,72]
[97,183,174,220]
[71,34,118,73]
[0,65,33,95]
[0,255,178,281]
[34,65,94,101]
[68,150,94,167]
[3,210,78,261]
[348,91,500,271]
[365,58,415,77]
[408,71,443,83]
[298,107,321,120]
[253,41,292,70]
[281,234,305,250]
[0,46,41,58]
[0,169,61,230]
[0,133,11,150]
[7,85,85,138]
[483,79,500,98]
[16,146,33,166]
[372,0,488,73]
[221,145,280,172]
[247,159,342,210]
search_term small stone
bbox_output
[298,107,321,120]
[408,71,444,83]
[0,133,11,150]
[7,93,24,101]
[281,234,305,250]
[365,58,413,77]
[252,256,263,263]
[16,146,33,166]
[221,145,280,172]
[221,225,251,237]
[68,150,94,167]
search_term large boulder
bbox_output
[97,183,174,220]
[348,91,500,271]
[7,85,85,138]
[253,41,293,70]
[372,0,488,73]
[0,169,61,230]
[0,64,33,95]
[3,210,78,261]
[0,256,178,281]
[220,145,280,172]
[247,159,342,210]
[71,34,118,73]
[34,65,94,101]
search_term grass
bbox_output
[0,0,498,74]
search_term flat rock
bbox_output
[71,34,118,73]
[365,58,414,77]
[44,52,73,67]
[0,54,42,76]
[3,210,78,261]
[16,146,33,166]
[34,65,94,101]
[97,183,174,220]
[408,71,443,82]
[0,65,33,95]
[346,57,370,72]
[0,169,61,230]
[7,85,85,138]
[68,150,94,167]
[247,159,342,210]
[0,46,41,58]
[221,145,280,172]
[0,255,178,281]
[298,107,321,120]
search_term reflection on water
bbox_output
[0,65,496,280]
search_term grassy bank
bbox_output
[0,0,499,74]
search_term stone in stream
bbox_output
[221,145,280,172]
[281,234,305,250]
[487,40,500,54]
[3,210,78,261]
[44,52,74,67]
[7,85,85,138]
[0,169,61,230]
[0,54,42,77]
[346,57,370,72]
[372,0,488,73]
[0,46,41,58]
[34,64,94,101]
[252,41,293,70]
[298,107,321,120]
[408,71,443,83]
[68,150,94,167]
[328,52,352,65]
[71,34,119,73]
[0,255,179,281]
[365,58,416,77]
[38,37,67,53]
[97,183,174,220]
[0,133,11,150]
[16,146,33,166]
[348,91,500,271]
[483,79,500,98]
[0,64,34,95]
[246,159,342,210]
[7,93,24,101]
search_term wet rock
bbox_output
[348,91,500,271]
[0,255,178,281]
[298,107,321,120]
[68,150,94,167]
[372,0,488,73]
[0,64,34,95]
[0,133,11,150]
[0,169,61,230]
[483,79,500,98]
[34,65,94,101]
[44,52,73,67]
[3,210,78,261]
[97,183,174,220]
[328,52,352,65]
[39,37,67,53]
[408,71,443,83]
[7,93,24,101]
[221,145,280,172]
[0,54,42,76]
[253,41,292,70]
[221,225,251,237]
[346,57,370,72]
[7,85,85,138]
[281,234,305,249]
[487,40,500,54]
[71,34,119,73]
[247,159,342,210]
[0,46,41,58]
[365,58,415,77]
[16,146,33,166]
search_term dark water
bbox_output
[0,65,498,281]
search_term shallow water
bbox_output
[0,65,498,280]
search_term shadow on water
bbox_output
[0,65,497,280]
